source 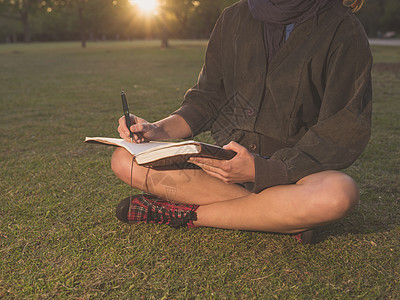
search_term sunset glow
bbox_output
[129,0,159,14]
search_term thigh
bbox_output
[112,147,251,205]
[233,170,360,231]
[143,164,252,205]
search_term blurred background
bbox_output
[0,0,399,46]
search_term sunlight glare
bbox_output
[129,0,159,14]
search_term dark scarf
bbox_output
[248,0,339,63]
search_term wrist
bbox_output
[149,123,164,140]
[154,115,192,140]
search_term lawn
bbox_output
[0,40,399,298]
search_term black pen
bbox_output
[121,91,134,142]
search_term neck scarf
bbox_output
[248,0,339,63]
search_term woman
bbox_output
[111,0,371,244]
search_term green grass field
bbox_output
[0,40,399,298]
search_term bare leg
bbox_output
[111,147,250,205]
[111,148,359,233]
[195,171,359,233]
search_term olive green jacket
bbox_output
[174,0,372,192]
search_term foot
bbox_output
[116,194,199,228]
[294,229,315,244]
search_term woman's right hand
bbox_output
[118,114,158,143]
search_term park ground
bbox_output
[0,40,399,298]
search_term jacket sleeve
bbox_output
[252,20,373,193]
[172,10,228,137]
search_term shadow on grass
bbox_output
[310,196,400,244]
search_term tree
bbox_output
[0,0,44,42]
[357,0,400,36]
[357,0,385,36]
[46,0,129,47]
[380,0,400,32]
[160,0,238,41]
[162,0,194,38]
[0,0,247,44]
[0,14,18,42]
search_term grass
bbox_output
[0,40,399,298]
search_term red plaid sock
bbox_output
[126,194,199,228]
[294,229,315,244]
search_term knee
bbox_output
[320,171,359,220]
[111,147,131,179]
[111,148,147,189]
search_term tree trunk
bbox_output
[78,1,86,48]
[161,28,169,49]
[159,11,169,49]
[21,9,31,43]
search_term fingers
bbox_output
[133,115,146,125]
[223,141,245,154]
[118,114,146,142]
[189,157,233,183]
[202,168,231,184]
[118,116,131,141]
[190,157,227,170]
[189,142,255,183]
[118,115,127,130]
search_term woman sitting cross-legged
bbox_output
[111,0,372,244]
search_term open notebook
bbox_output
[85,137,236,167]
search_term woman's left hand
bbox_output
[189,141,256,184]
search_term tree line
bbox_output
[356,0,400,38]
[0,0,399,45]
[0,0,237,45]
